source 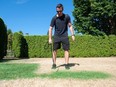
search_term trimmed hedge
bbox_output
[70,35,110,57]
[109,35,116,56]
[25,36,52,58]
[12,32,28,58]
[23,35,116,58]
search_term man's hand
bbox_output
[68,23,75,42]
[71,35,75,41]
[49,39,52,44]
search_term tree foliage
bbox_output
[7,29,13,50]
[73,0,116,35]
[0,18,7,59]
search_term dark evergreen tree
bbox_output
[0,18,7,59]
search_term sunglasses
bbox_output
[56,10,62,13]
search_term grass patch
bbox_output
[0,63,111,80]
[39,71,111,80]
[0,63,39,80]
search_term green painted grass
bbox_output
[0,63,111,80]
[0,63,39,80]
[39,71,111,80]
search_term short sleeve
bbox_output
[50,16,56,27]
[66,14,71,24]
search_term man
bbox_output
[48,3,75,69]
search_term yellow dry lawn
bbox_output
[0,57,116,87]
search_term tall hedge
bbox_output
[12,32,28,58]
[0,18,7,59]
[109,35,116,56]
[24,35,116,58]
[70,35,111,57]
[25,36,52,58]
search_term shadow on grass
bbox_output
[57,63,80,68]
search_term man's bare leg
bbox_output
[64,50,70,69]
[64,50,69,64]
[52,50,57,69]
[52,50,57,64]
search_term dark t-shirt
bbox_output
[50,13,71,37]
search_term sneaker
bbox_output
[65,64,70,70]
[52,64,56,69]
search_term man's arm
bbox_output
[48,26,53,44]
[68,23,75,41]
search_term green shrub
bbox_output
[25,36,53,58]
[12,32,28,58]
[109,35,116,56]
[70,35,111,57]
